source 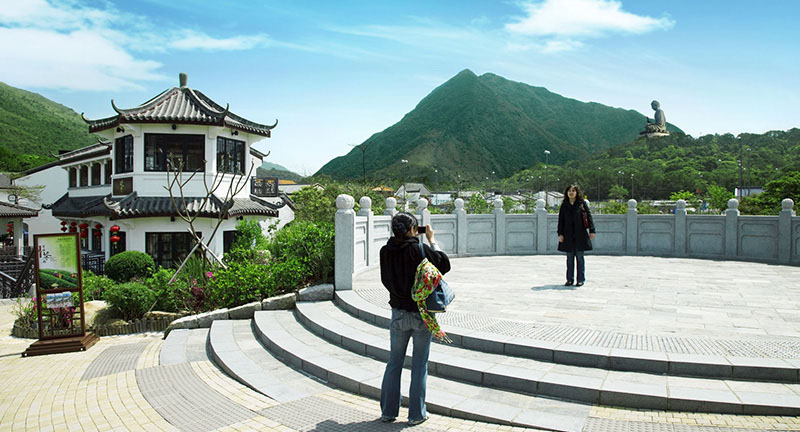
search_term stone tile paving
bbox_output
[4,301,800,431]
[354,256,800,358]
[81,342,150,380]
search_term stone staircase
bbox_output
[172,292,800,431]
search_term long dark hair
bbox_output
[562,184,584,205]
[391,212,418,238]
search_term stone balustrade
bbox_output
[334,195,798,290]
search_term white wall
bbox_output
[14,165,67,242]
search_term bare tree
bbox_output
[164,153,264,283]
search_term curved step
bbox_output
[208,319,329,402]
[305,299,800,416]
[335,290,800,383]
[160,328,210,365]
[254,309,591,432]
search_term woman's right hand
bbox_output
[558,235,564,243]
[424,224,435,243]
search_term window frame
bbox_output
[216,137,245,174]
[144,133,205,172]
[115,135,134,174]
[145,231,202,269]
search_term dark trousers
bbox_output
[566,249,585,283]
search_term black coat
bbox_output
[557,200,596,252]
[380,236,451,311]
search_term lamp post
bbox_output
[596,167,601,200]
[630,173,634,199]
[543,150,550,205]
[401,159,408,207]
[745,147,752,196]
[737,135,743,200]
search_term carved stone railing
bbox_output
[334,196,798,291]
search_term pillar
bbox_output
[535,198,547,253]
[626,199,638,254]
[453,198,467,255]
[725,198,739,257]
[493,198,505,254]
[778,198,795,264]
[674,199,687,256]
[334,194,355,291]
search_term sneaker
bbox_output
[576,281,584,287]
[380,416,396,423]
[408,417,428,426]
[564,281,574,286]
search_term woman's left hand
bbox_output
[589,233,596,240]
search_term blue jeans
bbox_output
[566,250,585,283]
[380,308,432,421]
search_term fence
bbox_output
[12,316,175,339]
[334,195,798,290]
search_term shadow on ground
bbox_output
[531,285,577,291]
[308,419,436,431]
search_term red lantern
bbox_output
[79,223,89,230]
[94,223,102,230]
[69,226,77,233]
[80,231,88,238]
[6,228,12,234]
[110,235,120,243]
[61,227,68,232]
[70,221,77,226]
[94,231,102,237]
[60,221,67,226]
[6,223,12,228]
[109,225,120,233]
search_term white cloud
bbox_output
[168,30,272,51]
[0,0,281,90]
[507,0,674,38]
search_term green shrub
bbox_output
[268,220,334,283]
[266,256,312,293]
[206,262,272,309]
[231,219,269,250]
[144,268,181,312]
[103,281,156,321]
[83,271,115,301]
[104,251,155,282]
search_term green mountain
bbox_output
[260,161,290,172]
[316,69,680,182]
[0,82,98,172]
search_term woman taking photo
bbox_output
[379,212,451,426]
[557,185,596,286]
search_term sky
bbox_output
[1,0,798,175]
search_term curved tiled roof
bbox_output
[82,86,277,137]
[0,202,39,218]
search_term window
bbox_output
[79,165,88,187]
[68,168,77,188]
[104,160,112,184]
[217,137,245,174]
[91,163,101,185]
[145,232,201,269]
[223,230,240,253]
[144,134,204,172]
[115,135,133,174]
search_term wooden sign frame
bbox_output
[23,233,98,357]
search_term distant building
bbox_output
[532,191,564,207]
[395,183,431,202]
[735,187,763,198]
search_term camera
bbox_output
[417,226,427,234]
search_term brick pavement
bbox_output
[4,252,800,432]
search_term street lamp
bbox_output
[401,159,408,206]
[630,173,634,199]
[596,167,602,200]
[737,135,743,200]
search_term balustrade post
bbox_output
[334,194,355,291]
[626,199,638,254]
[778,198,795,264]
[453,198,467,255]
[12,218,24,257]
[357,196,375,267]
[674,199,687,256]
[492,198,505,254]
[725,198,739,257]
[535,199,547,253]
[417,198,431,229]
[384,197,397,216]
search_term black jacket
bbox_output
[557,200,596,252]
[380,236,451,311]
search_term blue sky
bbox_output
[1,0,798,174]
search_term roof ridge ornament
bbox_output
[111,99,123,114]
[179,72,188,87]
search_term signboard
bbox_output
[251,177,279,197]
[113,177,133,195]
[23,233,98,356]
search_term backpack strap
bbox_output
[418,239,425,260]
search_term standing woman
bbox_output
[557,185,596,286]
[379,212,450,426]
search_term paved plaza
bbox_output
[1,256,800,431]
